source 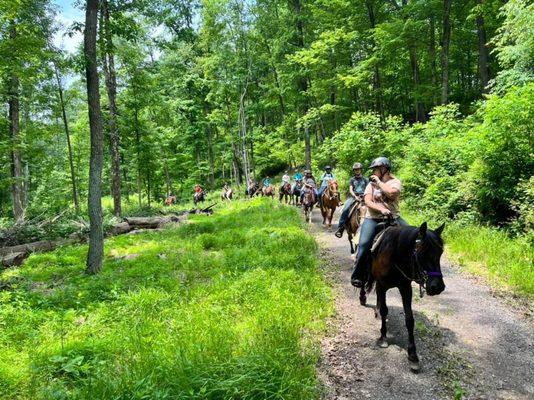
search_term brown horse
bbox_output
[366,221,446,371]
[262,185,275,199]
[291,181,302,206]
[320,179,341,228]
[345,197,366,255]
[302,189,315,223]
[193,191,205,205]
[164,195,176,206]
[279,182,292,204]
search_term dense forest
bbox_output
[0,0,532,236]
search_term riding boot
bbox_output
[350,258,367,288]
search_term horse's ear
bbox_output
[434,223,445,237]
[418,222,427,238]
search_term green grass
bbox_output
[0,198,332,399]
[403,207,533,296]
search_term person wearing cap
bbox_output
[335,163,368,238]
[318,166,335,206]
[350,157,408,288]
[300,169,317,203]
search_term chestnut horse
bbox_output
[320,179,341,228]
[262,185,275,199]
[164,195,176,206]
[365,220,446,371]
[345,196,366,255]
[279,182,292,204]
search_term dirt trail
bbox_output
[311,207,534,400]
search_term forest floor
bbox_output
[310,207,534,400]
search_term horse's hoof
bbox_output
[409,360,420,372]
[359,297,366,306]
[377,338,389,348]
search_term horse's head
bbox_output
[328,179,340,199]
[416,222,446,296]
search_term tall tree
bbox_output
[441,0,453,103]
[101,0,121,216]
[85,0,104,274]
[475,0,490,91]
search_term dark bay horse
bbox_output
[291,181,302,206]
[193,191,205,205]
[247,181,260,198]
[320,179,340,228]
[366,221,446,371]
[279,182,292,204]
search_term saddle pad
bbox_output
[371,226,394,254]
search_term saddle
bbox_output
[371,218,398,254]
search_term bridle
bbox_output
[386,225,443,297]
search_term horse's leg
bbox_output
[376,285,389,348]
[348,233,354,254]
[359,287,367,306]
[399,284,420,371]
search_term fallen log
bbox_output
[123,216,179,229]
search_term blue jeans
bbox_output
[351,216,408,282]
[338,197,355,228]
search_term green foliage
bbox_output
[0,199,332,399]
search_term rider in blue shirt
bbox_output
[263,176,271,187]
[335,163,369,238]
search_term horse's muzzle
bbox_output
[426,277,445,296]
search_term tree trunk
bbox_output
[54,64,80,213]
[365,0,385,121]
[429,15,438,105]
[476,0,490,92]
[102,0,121,217]
[238,86,251,185]
[409,46,426,122]
[8,23,24,223]
[134,106,142,208]
[84,0,104,274]
[441,0,452,104]
[292,0,311,168]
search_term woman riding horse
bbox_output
[335,162,368,238]
[350,157,408,288]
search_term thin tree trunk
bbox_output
[134,106,142,208]
[102,0,121,217]
[365,0,385,121]
[441,0,453,104]
[409,46,426,121]
[476,0,490,92]
[84,0,104,274]
[238,86,250,185]
[8,23,24,222]
[429,15,438,105]
[54,64,80,213]
[292,0,311,168]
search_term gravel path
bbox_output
[311,208,534,400]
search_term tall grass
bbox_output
[0,198,332,399]
[403,207,533,296]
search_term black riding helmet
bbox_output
[369,157,391,171]
[324,165,332,171]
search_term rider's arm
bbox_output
[364,192,391,215]
[349,181,357,198]
[373,178,400,199]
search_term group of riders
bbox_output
[249,156,406,289]
[182,156,403,289]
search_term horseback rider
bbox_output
[194,184,204,195]
[318,166,335,207]
[335,163,369,238]
[350,157,409,288]
[263,176,271,188]
[280,170,291,193]
[300,169,318,203]
[292,168,303,193]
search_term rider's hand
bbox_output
[380,208,392,216]
[370,175,380,184]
